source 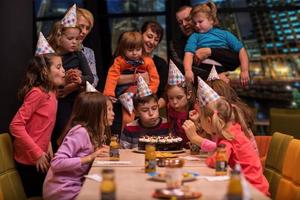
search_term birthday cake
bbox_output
[138,136,183,151]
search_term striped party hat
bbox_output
[35,32,55,56]
[119,92,134,114]
[207,65,220,81]
[197,76,220,106]
[168,59,185,85]
[136,75,152,97]
[61,4,77,27]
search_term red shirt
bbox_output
[10,87,57,165]
[206,123,270,196]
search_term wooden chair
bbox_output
[275,139,300,200]
[269,108,300,139]
[264,132,293,199]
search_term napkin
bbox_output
[84,174,102,182]
[93,160,132,167]
[197,175,229,181]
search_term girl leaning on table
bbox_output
[182,77,269,196]
[185,66,258,154]
[9,33,65,198]
[43,91,115,200]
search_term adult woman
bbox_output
[77,8,99,87]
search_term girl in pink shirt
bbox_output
[43,92,115,200]
[183,97,269,196]
[10,52,65,197]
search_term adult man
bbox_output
[169,6,245,84]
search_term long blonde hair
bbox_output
[201,97,250,140]
[191,1,219,26]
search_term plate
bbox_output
[153,188,202,199]
[149,172,198,182]
[133,148,185,154]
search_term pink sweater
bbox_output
[10,87,57,165]
[205,123,269,196]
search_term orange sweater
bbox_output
[104,56,159,97]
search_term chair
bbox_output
[269,108,300,139]
[275,139,300,200]
[255,135,271,167]
[0,133,42,200]
[264,132,293,199]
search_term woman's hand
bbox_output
[36,152,50,173]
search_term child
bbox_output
[166,60,196,147]
[120,76,169,149]
[104,31,159,132]
[9,33,65,198]
[183,77,269,195]
[183,2,249,86]
[185,67,258,153]
[43,92,114,200]
[48,4,94,151]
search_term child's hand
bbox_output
[108,96,118,103]
[182,120,198,142]
[94,145,109,157]
[36,152,50,173]
[141,72,149,84]
[194,47,211,65]
[185,70,194,83]
[240,71,249,87]
[189,110,200,122]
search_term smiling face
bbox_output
[59,27,80,52]
[176,7,193,36]
[48,56,65,88]
[142,28,160,55]
[193,12,213,33]
[77,15,91,43]
[135,98,160,127]
[167,85,190,112]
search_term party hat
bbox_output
[136,75,152,97]
[61,4,77,27]
[168,60,185,85]
[35,32,55,56]
[119,92,134,114]
[86,81,98,92]
[207,65,220,81]
[197,76,220,106]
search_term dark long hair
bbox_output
[17,53,59,101]
[57,92,109,148]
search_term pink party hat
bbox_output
[86,81,98,92]
[207,65,220,81]
[136,75,152,97]
[35,32,55,56]
[119,92,134,114]
[168,60,185,85]
[61,4,77,27]
[197,76,220,106]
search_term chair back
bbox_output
[275,139,300,200]
[255,135,271,166]
[0,133,27,200]
[264,132,293,199]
